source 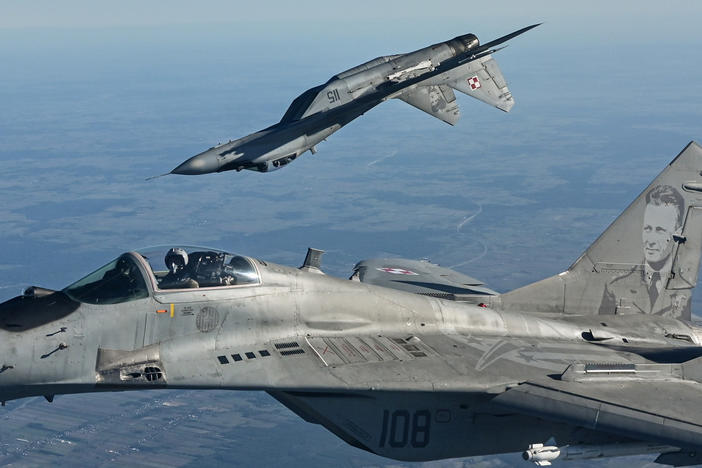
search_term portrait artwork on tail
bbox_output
[599,185,690,317]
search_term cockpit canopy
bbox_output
[138,246,260,290]
[62,246,260,304]
[63,254,149,305]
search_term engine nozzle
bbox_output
[447,33,479,55]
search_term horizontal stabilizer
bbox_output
[397,85,460,125]
[351,258,496,300]
[449,55,514,112]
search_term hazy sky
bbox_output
[2,0,702,290]
[2,0,702,44]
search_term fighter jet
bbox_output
[169,24,538,176]
[5,142,702,465]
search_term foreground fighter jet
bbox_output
[168,24,538,176]
[5,142,702,465]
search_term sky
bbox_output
[3,0,702,45]
[1,1,702,466]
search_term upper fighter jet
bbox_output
[169,24,538,176]
[4,142,702,465]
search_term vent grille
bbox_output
[144,366,163,381]
[275,341,300,350]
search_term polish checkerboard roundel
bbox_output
[467,75,481,90]
[377,267,419,275]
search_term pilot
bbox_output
[93,255,148,302]
[159,248,199,289]
[102,256,139,289]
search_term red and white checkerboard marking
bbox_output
[377,267,419,275]
[467,75,481,90]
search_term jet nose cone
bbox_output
[171,151,219,175]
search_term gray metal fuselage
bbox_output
[0,253,698,461]
[170,26,536,175]
[172,42,459,174]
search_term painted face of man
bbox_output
[642,204,679,266]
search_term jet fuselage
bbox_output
[1,250,700,461]
[170,25,537,175]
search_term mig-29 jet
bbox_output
[5,142,702,465]
[168,24,538,176]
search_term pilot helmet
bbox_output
[116,256,132,274]
[165,247,188,272]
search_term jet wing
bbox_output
[350,257,497,299]
[396,85,460,125]
[158,331,702,456]
[492,369,702,450]
[167,332,681,394]
[449,54,514,112]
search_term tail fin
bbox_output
[448,54,514,112]
[498,142,702,320]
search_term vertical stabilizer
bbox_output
[498,142,702,320]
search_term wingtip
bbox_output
[519,23,542,33]
[480,23,541,50]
